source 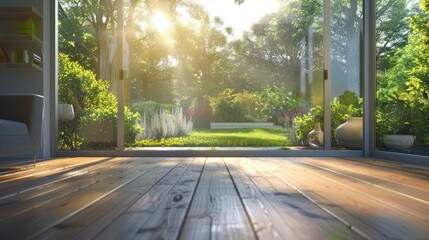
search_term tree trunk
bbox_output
[345,0,361,95]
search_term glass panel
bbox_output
[376,0,429,156]
[330,0,363,150]
[57,0,118,150]
[121,0,326,151]
[56,0,326,151]
[296,1,325,149]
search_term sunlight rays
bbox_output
[150,12,173,32]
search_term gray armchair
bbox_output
[0,94,44,166]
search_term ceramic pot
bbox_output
[58,104,75,122]
[334,117,363,150]
[307,122,323,149]
[383,135,414,150]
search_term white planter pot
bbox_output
[58,104,75,122]
[383,135,414,151]
[334,117,363,150]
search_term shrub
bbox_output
[188,96,212,129]
[374,5,429,146]
[207,88,235,108]
[81,106,143,147]
[213,100,246,122]
[139,107,193,139]
[294,91,362,146]
[131,100,177,120]
[207,88,264,122]
[58,53,141,149]
[233,91,265,120]
[294,105,323,145]
[256,85,306,124]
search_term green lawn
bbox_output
[134,128,291,147]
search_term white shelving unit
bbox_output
[0,7,43,72]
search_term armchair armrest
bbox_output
[0,94,44,152]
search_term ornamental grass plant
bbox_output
[139,107,193,140]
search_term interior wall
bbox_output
[0,0,43,95]
[0,0,51,157]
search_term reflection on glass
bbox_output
[58,1,119,150]
[126,0,325,150]
[330,0,363,150]
[58,0,327,150]
[376,0,429,156]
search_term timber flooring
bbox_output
[0,157,428,240]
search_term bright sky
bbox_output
[195,0,280,37]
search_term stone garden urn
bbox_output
[334,117,363,150]
[383,135,414,151]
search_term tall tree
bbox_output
[173,7,233,98]
[233,0,323,94]
[59,0,140,94]
[376,0,413,71]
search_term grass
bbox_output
[134,128,292,147]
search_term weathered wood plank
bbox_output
[0,156,428,240]
[133,157,206,240]
[232,158,358,240]
[296,157,429,223]
[0,157,116,192]
[224,158,299,240]
[0,158,155,221]
[179,158,256,240]
[302,157,429,194]
[346,157,429,177]
[0,158,179,239]
[34,159,184,240]
[92,158,195,240]
[254,158,429,240]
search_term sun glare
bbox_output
[151,12,172,32]
[195,0,279,38]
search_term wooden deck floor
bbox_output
[0,157,428,240]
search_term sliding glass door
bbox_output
[123,0,329,151]
[329,0,363,150]
[57,0,119,150]
[375,0,429,157]
[56,0,365,154]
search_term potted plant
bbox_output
[383,123,414,151]
[379,101,415,151]
[333,91,363,150]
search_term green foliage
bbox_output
[189,96,213,129]
[58,0,96,70]
[131,101,177,120]
[234,91,265,120]
[294,91,362,145]
[375,0,410,71]
[80,106,142,147]
[294,105,323,145]
[213,100,246,122]
[257,85,305,125]
[174,10,234,98]
[331,91,363,129]
[207,88,265,121]
[207,88,235,108]
[376,2,429,145]
[135,128,291,147]
[58,53,141,149]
